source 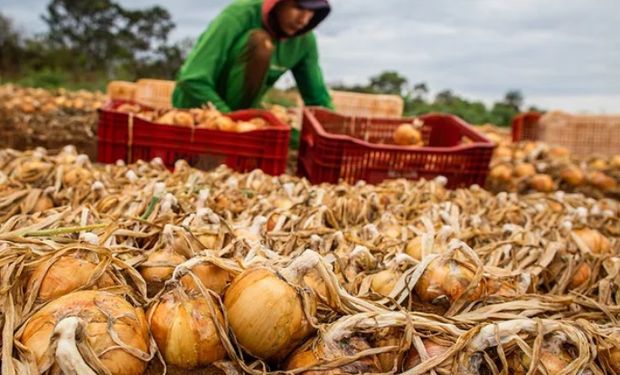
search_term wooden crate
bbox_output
[106,81,137,101]
[538,111,620,157]
[134,79,176,109]
[330,90,404,118]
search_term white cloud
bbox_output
[3,0,620,112]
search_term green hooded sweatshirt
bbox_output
[172,0,334,112]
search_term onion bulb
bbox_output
[32,191,54,212]
[606,333,620,373]
[224,253,319,361]
[405,237,423,260]
[572,228,611,254]
[393,124,422,146]
[415,259,484,303]
[403,340,450,370]
[370,269,401,297]
[489,164,513,182]
[510,348,571,375]
[590,158,608,171]
[179,261,233,295]
[215,116,237,132]
[569,263,591,289]
[157,110,194,126]
[548,146,570,159]
[285,336,379,374]
[19,291,150,375]
[494,146,512,159]
[588,171,616,191]
[139,226,187,294]
[235,121,259,132]
[560,166,584,186]
[27,255,116,302]
[147,288,226,368]
[514,163,536,178]
[529,174,554,192]
[13,160,51,182]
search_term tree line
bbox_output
[332,71,542,126]
[0,1,539,125]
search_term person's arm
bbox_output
[291,34,334,110]
[174,14,243,112]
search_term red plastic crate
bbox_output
[512,112,543,142]
[298,108,495,188]
[97,101,290,175]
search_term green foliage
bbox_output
[1,2,189,86]
[334,72,535,126]
[42,0,175,72]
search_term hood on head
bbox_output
[262,0,330,39]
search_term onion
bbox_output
[26,255,116,302]
[33,193,54,212]
[157,110,194,126]
[415,259,484,303]
[514,163,536,178]
[510,348,571,375]
[393,124,422,146]
[569,263,591,289]
[560,166,584,186]
[179,262,232,295]
[139,226,187,294]
[588,171,616,191]
[285,336,379,374]
[611,155,620,168]
[403,340,450,370]
[572,228,611,254]
[13,160,51,182]
[370,269,401,297]
[405,237,423,260]
[147,288,226,368]
[235,121,259,132]
[63,167,93,186]
[607,333,620,373]
[529,174,554,192]
[19,291,151,375]
[548,146,570,159]
[590,158,608,170]
[494,146,512,159]
[489,164,513,182]
[215,116,237,132]
[224,253,319,361]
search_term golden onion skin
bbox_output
[179,262,232,295]
[224,268,316,361]
[393,124,422,146]
[285,337,379,374]
[148,290,226,368]
[26,256,116,302]
[20,290,150,375]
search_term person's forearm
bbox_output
[174,79,231,112]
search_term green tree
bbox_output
[0,13,23,74]
[504,89,524,111]
[368,70,409,96]
[42,0,175,72]
[413,82,429,100]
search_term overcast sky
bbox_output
[3,0,620,112]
